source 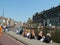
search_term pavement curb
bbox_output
[5,31,60,45]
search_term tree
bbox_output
[27,17,33,27]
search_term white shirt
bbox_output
[26,33,30,37]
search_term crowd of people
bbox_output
[0,25,53,43]
[17,28,53,43]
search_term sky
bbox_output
[0,0,60,23]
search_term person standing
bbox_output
[0,26,3,45]
[0,26,3,38]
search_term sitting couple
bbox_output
[37,31,52,43]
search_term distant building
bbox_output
[0,16,16,26]
[0,16,7,26]
[33,5,60,26]
[9,18,15,26]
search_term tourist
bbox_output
[30,29,35,39]
[37,31,43,40]
[22,29,27,37]
[26,29,30,38]
[43,33,52,43]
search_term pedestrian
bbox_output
[0,26,3,38]
[0,26,3,45]
[3,25,6,32]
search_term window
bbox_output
[58,13,60,16]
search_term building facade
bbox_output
[33,5,60,26]
[0,16,16,26]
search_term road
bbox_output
[0,32,24,45]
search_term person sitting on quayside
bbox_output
[19,29,23,35]
[26,30,30,38]
[30,29,35,39]
[43,33,52,43]
[40,35,45,42]
[22,29,28,37]
[16,28,19,34]
[37,31,43,40]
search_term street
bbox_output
[0,32,24,45]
